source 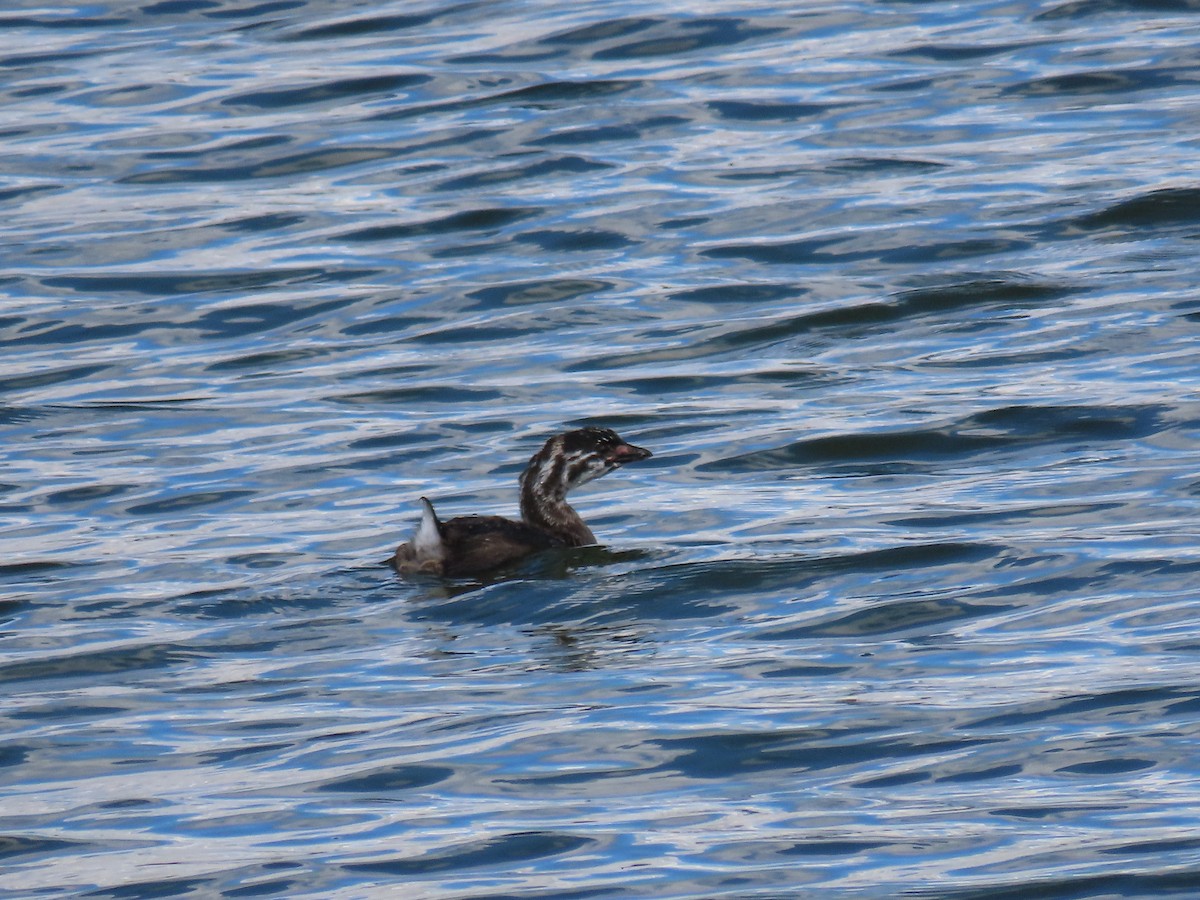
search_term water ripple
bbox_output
[5,0,1200,897]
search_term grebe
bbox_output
[393,427,652,577]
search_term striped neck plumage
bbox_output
[519,435,597,546]
[518,426,652,548]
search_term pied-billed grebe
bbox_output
[393,426,652,577]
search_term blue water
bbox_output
[5,0,1200,897]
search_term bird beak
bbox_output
[608,443,652,465]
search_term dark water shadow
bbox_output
[1036,0,1200,20]
[396,541,1006,654]
[0,642,202,687]
[1003,66,1195,99]
[910,869,1200,900]
[281,11,441,42]
[576,273,1074,371]
[1069,186,1200,232]
[314,763,454,794]
[450,14,787,65]
[759,595,1014,640]
[0,834,89,863]
[220,73,430,110]
[651,727,1001,781]
[338,206,540,243]
[366,78,642,124]
[967,685,1199,730]
[436,155,613,191]
[702,403,1167,475]
[342,830,596,877]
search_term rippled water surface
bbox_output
[5,0,1200,897]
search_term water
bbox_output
[4,0,1200,896]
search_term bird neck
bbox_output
[518,443,596,546]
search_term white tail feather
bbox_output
[411,497,444,560]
